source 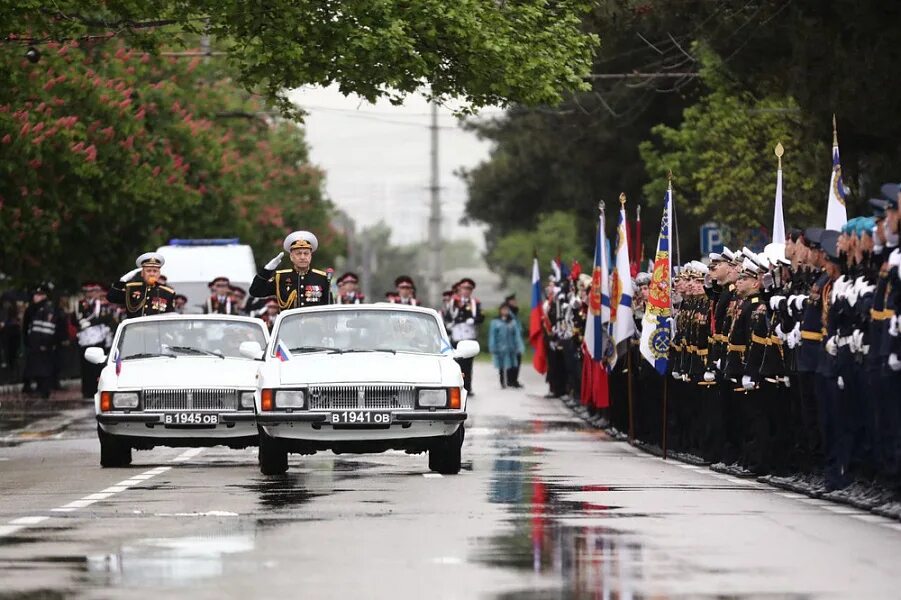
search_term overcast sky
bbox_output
[287,86,499,248]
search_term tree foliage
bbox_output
[2,0,599,114]
[488,212,590,282]
[0,39,337,290]
[639,48,828,239]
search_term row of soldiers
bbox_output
[544,194,900,494]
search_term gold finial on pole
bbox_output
[832,114,838,147]
[775,142,784,170]
[598,200,605,213]
[666,170,673,191]
[619,192,627,206]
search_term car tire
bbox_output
[429,423,464,475]
[98,426,132,468]
[259,431,288,475]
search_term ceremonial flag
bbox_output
[584,204,611,362]
[639,181,674,374]
[825,116,848,231]
[611,195,635,364]
[275,339,293,362]
[772,143,786,244]
[528,254,548,374]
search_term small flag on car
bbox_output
[275,340,292,362]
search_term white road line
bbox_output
[0,525,24,537]
[172,448,204,462]
[423,473,443,478]
[10,516,48,525]
[82,492,113,501]
[101,486,128,494]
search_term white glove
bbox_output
[770,295,785,311]
[790,323,802,347]
[703,371,715,383]
[783,376,791,389]
[888,249,901,269]
[264,252,284,270]
[119,267,141,282]
[850,330,864,353]
[825,336,838,356]
[792,296,805,312]
[741,375,755,390]
[466,318,475,325]
[889,316,899,338]
[78,318,90,330]
[714,359,721,370]
[837,376,845,390]
[889,353,901,372]
[762,272,775,289]
[671,371,681,380]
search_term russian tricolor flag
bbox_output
[528,255,547,375]
[275,340,293,362]
[584,205,611,363]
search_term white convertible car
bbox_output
[89,314,269,467]
[239,304,478,476]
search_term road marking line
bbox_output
[10,516,48,525]
[884,523,901,532]
[116,479,144,486]
[423,473,443,478]
[82,492,113,501]
[49,507,77,513]
[60,499,97,509]
[172,448,204,462]
[101,486,128,493]
[0,525,24,537]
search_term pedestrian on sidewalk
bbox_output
[489,303,524,389]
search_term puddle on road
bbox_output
[231,474,325,510]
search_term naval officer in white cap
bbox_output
[107,252,177,319]
[249,231,333,310]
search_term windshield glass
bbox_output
[117,319,266,360]
[276,310,449,355]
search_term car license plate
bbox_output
[163,412,219,426]
[330,411,391,426]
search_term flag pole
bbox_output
[668,170,680,270]
[620,192,636,442]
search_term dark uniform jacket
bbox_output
[107,276,177,319]
[250,267,333,309]
[23,300,57,378]
[203,295,240,315]
[338,292,366,304]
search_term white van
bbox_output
[156,239,257,314]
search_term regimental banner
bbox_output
[640,184,674,375]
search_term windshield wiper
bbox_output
[288,346,344,354]
[122,352,175,360]
[168,346,225,359]
[341,348,397,355]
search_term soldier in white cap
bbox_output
[107,252,176,319]
[249,230,333,309]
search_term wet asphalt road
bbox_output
[2,363,901,599]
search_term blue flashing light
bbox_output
[168,238,240,246]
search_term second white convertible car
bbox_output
[90,314,269,467]
[240,304,478,476]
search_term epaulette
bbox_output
[276,269,293,274]
[160,285,175,294]
[312,268,328,276]
[125,281,143,287]
[750,296,760,303]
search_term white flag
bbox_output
[773,164,786,244]
[611,200,635,363]
[825,121,848,231]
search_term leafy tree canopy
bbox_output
[3,0,599,115]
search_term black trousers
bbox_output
[80,345,104,398]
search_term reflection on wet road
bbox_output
[1,363,901,599]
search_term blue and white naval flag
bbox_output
[584,205,611,363]
[826,118,848,231]
[610,197,635,364]
[639,182,674,375]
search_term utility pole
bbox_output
[427,100,443,307]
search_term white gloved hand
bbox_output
[119,267,141,282]
[714,359,722,370]
[825,336,838,356]
[837,376,845,390]
[775,323,785,339]
[850,330,864,353]
[79,318,91,330]
[889,315,899,338]
[466,318,475,325]
[770,295,785,311]
[741,375,755,390]
[671,371,681,380]
[264,252,284,270]
[783,376,792,389]
[792,295,806,312]
[889,353,901,372]
[888,249,901,269]
[703,371,715,383]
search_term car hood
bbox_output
[278,352,444,385]
[113,357,260,389]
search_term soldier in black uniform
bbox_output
[107,253,177,319]
[204,277,240,314]
[249,231,333,309]
[444,277,484,395]
[336,272,366,304]
[390,276,420,306]
[22,283,57,399]
[76,281,116,398]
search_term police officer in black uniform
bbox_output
[107,253,177,319]
[249,231,333,309]
[23,283,57,399]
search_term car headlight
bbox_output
[239,391,255,409]
[112,392,139,409]
[275,390,305,409]
[418,389,448,408]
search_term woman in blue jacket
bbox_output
[489,303,525,388]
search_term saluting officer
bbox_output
[107,253,177,319]
[250,230,333,309]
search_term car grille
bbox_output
[307,385,416,411]
[143,388,239,411]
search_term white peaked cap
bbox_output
[283,230,319,253]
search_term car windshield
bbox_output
[117,319,266,360]
[276,310,450,356]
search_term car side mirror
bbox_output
[239,341,265,360]
[453,340,480,359]
[84,347,107,365]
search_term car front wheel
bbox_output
[259,429,288,475]
[429,423,464,475]
[98,426,132,468]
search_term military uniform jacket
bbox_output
[445,296,484,343]
[203,295,240,315]
[250,267,333,309]
[76,299,115,347]
[796,273,830,373]
[724,295,756,379]
[107,277,176,319]
[709,284,736,369]
[338,292,366,304]
[742,296,770,382]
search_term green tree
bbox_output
[488,212,590,282]
[3,0,598,114]
[639,48,828,243]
